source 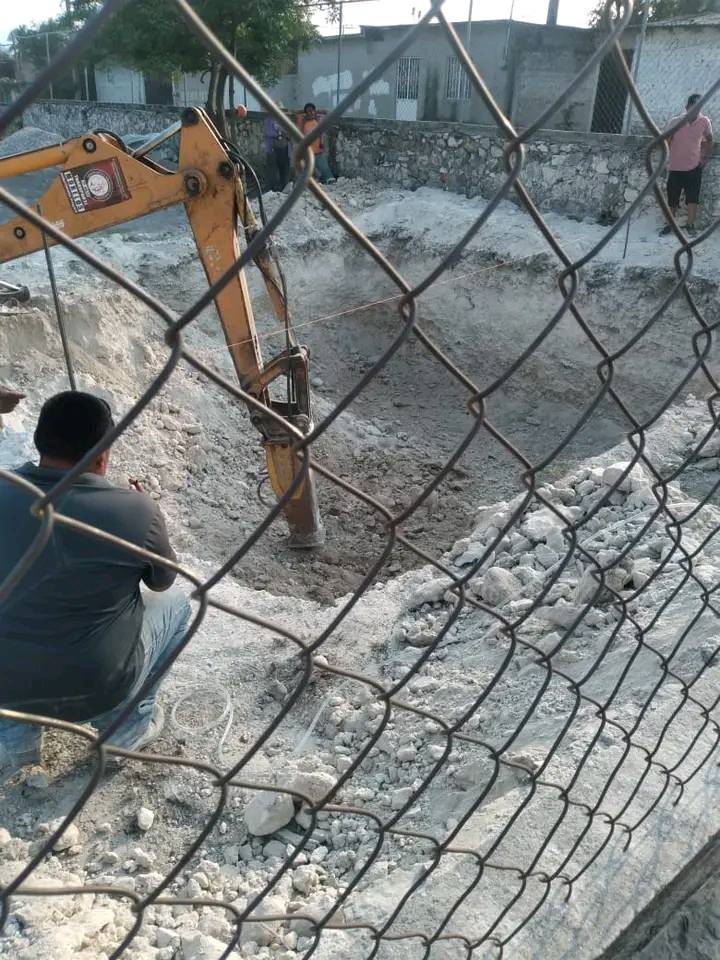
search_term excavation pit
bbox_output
[2,178,720,960]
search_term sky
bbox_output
[0,0,598,45]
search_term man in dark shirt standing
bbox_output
[0,391,190,778]
[264,105,290,191]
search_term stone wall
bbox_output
[12,101,720,223]
[333,117,720,222]
[19,100,267,171]
[22,100,185,141]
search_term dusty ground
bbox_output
[2,159,720,959]
[3,174,719,603]
[636,873,720,960]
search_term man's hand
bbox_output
[0,386,25,415]
[128,477,144,492]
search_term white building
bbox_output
[172,72,261,111]
[92,62,262,112]
[94,63,147,104]
[629,12,720,132]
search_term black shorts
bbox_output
[667,166,703,206]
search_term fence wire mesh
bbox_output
[1,0,720,957]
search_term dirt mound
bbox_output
[0,126,63,158]
[2,181,720,958]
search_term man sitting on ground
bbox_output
[0,391,190,778]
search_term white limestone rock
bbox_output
[244,791,294,837]
[480,567,521,607]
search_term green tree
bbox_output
[10,18,79,99]
[590,0,713,27]
[70,0,319,136]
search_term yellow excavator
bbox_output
[0,107,323,547]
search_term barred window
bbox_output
[397,57,420,100]
[445,56,470,101]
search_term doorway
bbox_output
[396,56,420,121]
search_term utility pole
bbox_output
[45,32,54,99]
[503,0,516,64]
[621,0,651,260]
[465,0,473,122]
[336,0,344,108]
[624,0,650,135]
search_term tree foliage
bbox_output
[12,0,319,132]
[10,17,82,99]
[74,0,315,82]
[590,0,714,27]
[70,0,318,132]
[10,21,65,69]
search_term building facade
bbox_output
[627,12,720,133]
[27,13,717,140]
[80,18,609,135]
[270,20,601,132]
[94,63,148,105]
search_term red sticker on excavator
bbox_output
[60,158,131,215]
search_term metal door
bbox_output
[396,56,420,121]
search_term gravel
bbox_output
[1,175,719,958]
[0,126,63,158]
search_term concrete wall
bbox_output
[295,22,494,122]
[90,63,264,111]
[295,21,598,130]
[630,24,720,133]
[17,100,719,223]
[94,63,147,105]
[172,72,262,112]
[511,37,599,133]
[29,20,603,133]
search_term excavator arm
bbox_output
[0,107,323,547]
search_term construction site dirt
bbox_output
[3,129,720,960]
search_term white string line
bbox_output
[192,255,518,357]
[182,224,591,383]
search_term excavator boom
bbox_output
[0,108,323,547]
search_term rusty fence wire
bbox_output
[2,0,720,957]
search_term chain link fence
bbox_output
[1,0,720,957]
[6,0,720,136]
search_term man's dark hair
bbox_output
[34,391,114,463]
[304,102,316,112]
[687,93,702,109]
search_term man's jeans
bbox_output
[313,152,334,183]
[0,591,191,777]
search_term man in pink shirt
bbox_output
[660,94,713,236]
